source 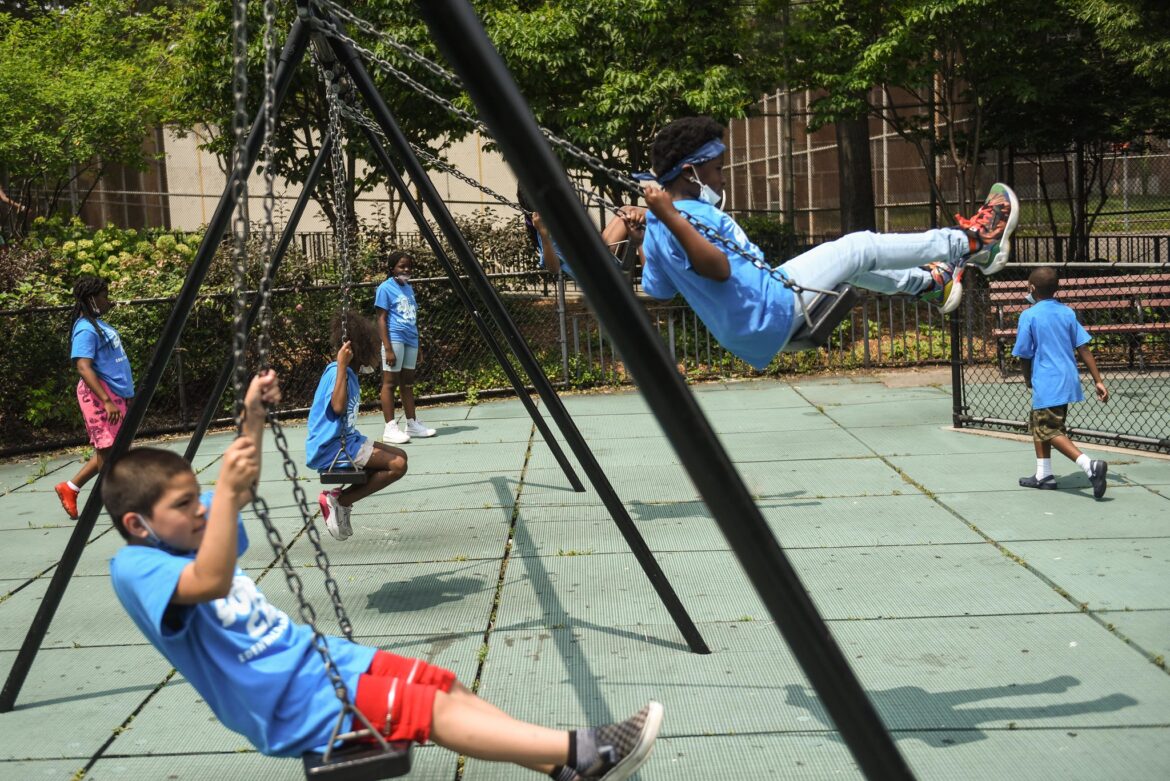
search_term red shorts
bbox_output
[353,650,456,744]
[76,379,129,449]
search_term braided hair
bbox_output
[68,275,111,346]
[650,117,726,181]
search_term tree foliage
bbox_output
[0,0,177,237]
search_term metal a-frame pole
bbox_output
[413,1,915,778]
[353,121,585,492]
[184,129,333,462]
[0,17,314,712]
[322,20,709,655]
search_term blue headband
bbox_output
[634,139,726,185]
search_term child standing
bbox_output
[1011,266,1110,497]
[54,275,135,520]
[375,250,435,444]
[637,117,1018,370]
[105,370,662,779]
[306,314,408,540]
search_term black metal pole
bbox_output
[0,17,313,713]
[354,123,585,492]
[184,129,334,462]
[414,2,914,779]
[324,21,709,655]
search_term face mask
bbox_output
[358,365,375,375]
[394,271,411,284]
[1025,292,1036,304]
[687,166,725,208]
[134,514,190,555]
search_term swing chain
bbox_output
[230,0,251,427]
[324,65,353,345]
[255,0,280,369]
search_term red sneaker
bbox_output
[55,482,79,520]
[955,182,1018,275]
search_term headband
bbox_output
[634,139,726,185]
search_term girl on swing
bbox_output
[306,313,407,540]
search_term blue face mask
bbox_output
[134,514,192,556]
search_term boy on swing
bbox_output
[638,116,1019,369]
[106,370,662,779]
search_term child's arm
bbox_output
[75,357,123,424]
[641,184,729,281]
[173,372,280,604]
[531,212,563,275]
[376,309,395,366]
[330,341,353,415]
[1076,345,1109,402]
[1019,358,1032,389]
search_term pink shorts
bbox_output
[352,650,456,744]
[77,379,129,449]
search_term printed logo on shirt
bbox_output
[394,294,417,324]
[213,574,291,661]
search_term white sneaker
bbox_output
[318,489,350,541]
[405,418,436,438]
[383,419,410,444]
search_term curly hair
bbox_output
[330,312,382,369]
[650,117,726,180]
[386,250,413,277]
[68,274,111,344]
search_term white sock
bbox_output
[1075,453,1092,476]
[1035,459,1052,480]
[67,480,80,492]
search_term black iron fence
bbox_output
[952,263,1170,453]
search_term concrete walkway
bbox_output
[1,373,1167,780]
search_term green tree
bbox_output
[0,0,177,239]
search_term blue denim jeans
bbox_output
[779,229,969,337]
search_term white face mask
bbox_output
[1024,292,1036,304]
[687,166,725,208]
[358,365,375,375]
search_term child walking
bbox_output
[637,116,1018,370]
[306,314,408,540]
[54,275,135,520]
[1012,266,1110,497]
[375,250,435,444]
[105,370,662,779]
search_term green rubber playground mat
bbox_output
[0,525,120,581]
[1095,608,1170,665]
[1004,538,1170,612]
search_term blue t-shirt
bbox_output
[305,363,367,471]
[641,200,794,370]
[71,317,135,398]
[374,278,419,347]
[1011,298,1092,409]
[535,233,574,280]
[109,491,377,756]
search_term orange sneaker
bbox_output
[55,482,80,520]
[955,182,1018,275]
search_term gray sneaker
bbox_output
[582,702,664,780]
[1089,460,1108,499]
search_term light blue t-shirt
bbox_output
[535,233,574,280]
[71,317,135,398]
[1011,298,1092,409]
[374,278,419,347]
[305,362,367,471]
[641,200,794,370]
[109,491,376,757]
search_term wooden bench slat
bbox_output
[993,321,1170,338]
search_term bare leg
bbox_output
[1048,435,1084,463]
[400,368,417,420]
[429,682,567,773]
[1033,440,1050,459]
[380,371,396,423]
[71,447,109,489]
[340,442,407,506]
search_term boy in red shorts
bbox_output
[104,371,661,779]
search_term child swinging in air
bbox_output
[375,250,436,444]
[306,313,407,540]
[55,275,135,520]
[638,117,1019,370]
[106,370,663,780]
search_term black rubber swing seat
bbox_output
[781,283,859,352]
[303,740,413,780]
[320,445,368,485]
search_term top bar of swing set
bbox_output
[410,1,916,780]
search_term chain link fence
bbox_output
[953,263,1170,453]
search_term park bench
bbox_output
[989,273,1170,372]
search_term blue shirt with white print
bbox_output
[110,490,377,756]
